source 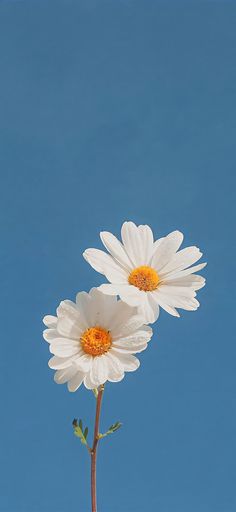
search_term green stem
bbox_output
[91,385,104,512]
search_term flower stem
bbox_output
[91,385,104,512]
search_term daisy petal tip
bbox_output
[166,308,180,317]
[122,220,136,229]
[67,383,76,393]
[98,284,120,296]
[100,230,108,240]
[83,248,98,262]
[53,373,60,385]
[172,229,184,238]
[172,309,180,318]
[42,329,49,341]
[89,287,100,297]
[145,325,153,336]
[82,249,90,261]
[43,315,56,327]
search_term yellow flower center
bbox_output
[80,326,112,356]
[128,265,160,291]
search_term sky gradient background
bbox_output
[0,1,235,511]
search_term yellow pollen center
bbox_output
[80,326,112,356]
[128,265,160,291]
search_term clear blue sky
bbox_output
[0,1,235,511]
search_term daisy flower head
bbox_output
[43,288,152,392]
[83,221,207,323]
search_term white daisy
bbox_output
[43,288,152,392]
[83,221,207,323]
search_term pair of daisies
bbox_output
[43,221,206,392]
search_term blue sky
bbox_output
[0,1,235,511]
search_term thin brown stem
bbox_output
[91,385,104,512]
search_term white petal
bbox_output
[43,328,58,343]
[152,237,164,256]
[159,246,202,275]
[151,231,183,272]
[67,372,84,392]
[120,313,148,335]
[98,283,121,295]
[100,231,133,270]
[56,300,83,339]
[112,342,147,354]
[56,300,79,318]
[166,230,184,252]
[56,318,82,340]
[121,221,153,266]
[119,285,146,307]
[90,356,108,386]
[148,290,179,316]
[112,351,140,372]
[76,291,93,328]
[43,315,57,328]
[99,283,144,307]
[88,288,118,328]
[54,366,78,384]
[83,373,97,390]
[83,249,128,283]
[112,313,145,339]
[138,294,160,324]
[112,325,153,353]
[48,356,74,369]
[162,274,206,290]
[159,285,197,297]
[162,262,207,280]
[50,339,80,357]
[106,300,137,336]
[74,353,92,372]
[137,224,154,264]
[105,352,125,382]
[154,289,199,311]
[112,325,153,346]
[157,299,180,317]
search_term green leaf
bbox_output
[74,425,83,438]
[108,422,122,432]
[92,388,98,398]
[72,418,88,446]
[111,422,122,432]
[98,421,122,439]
